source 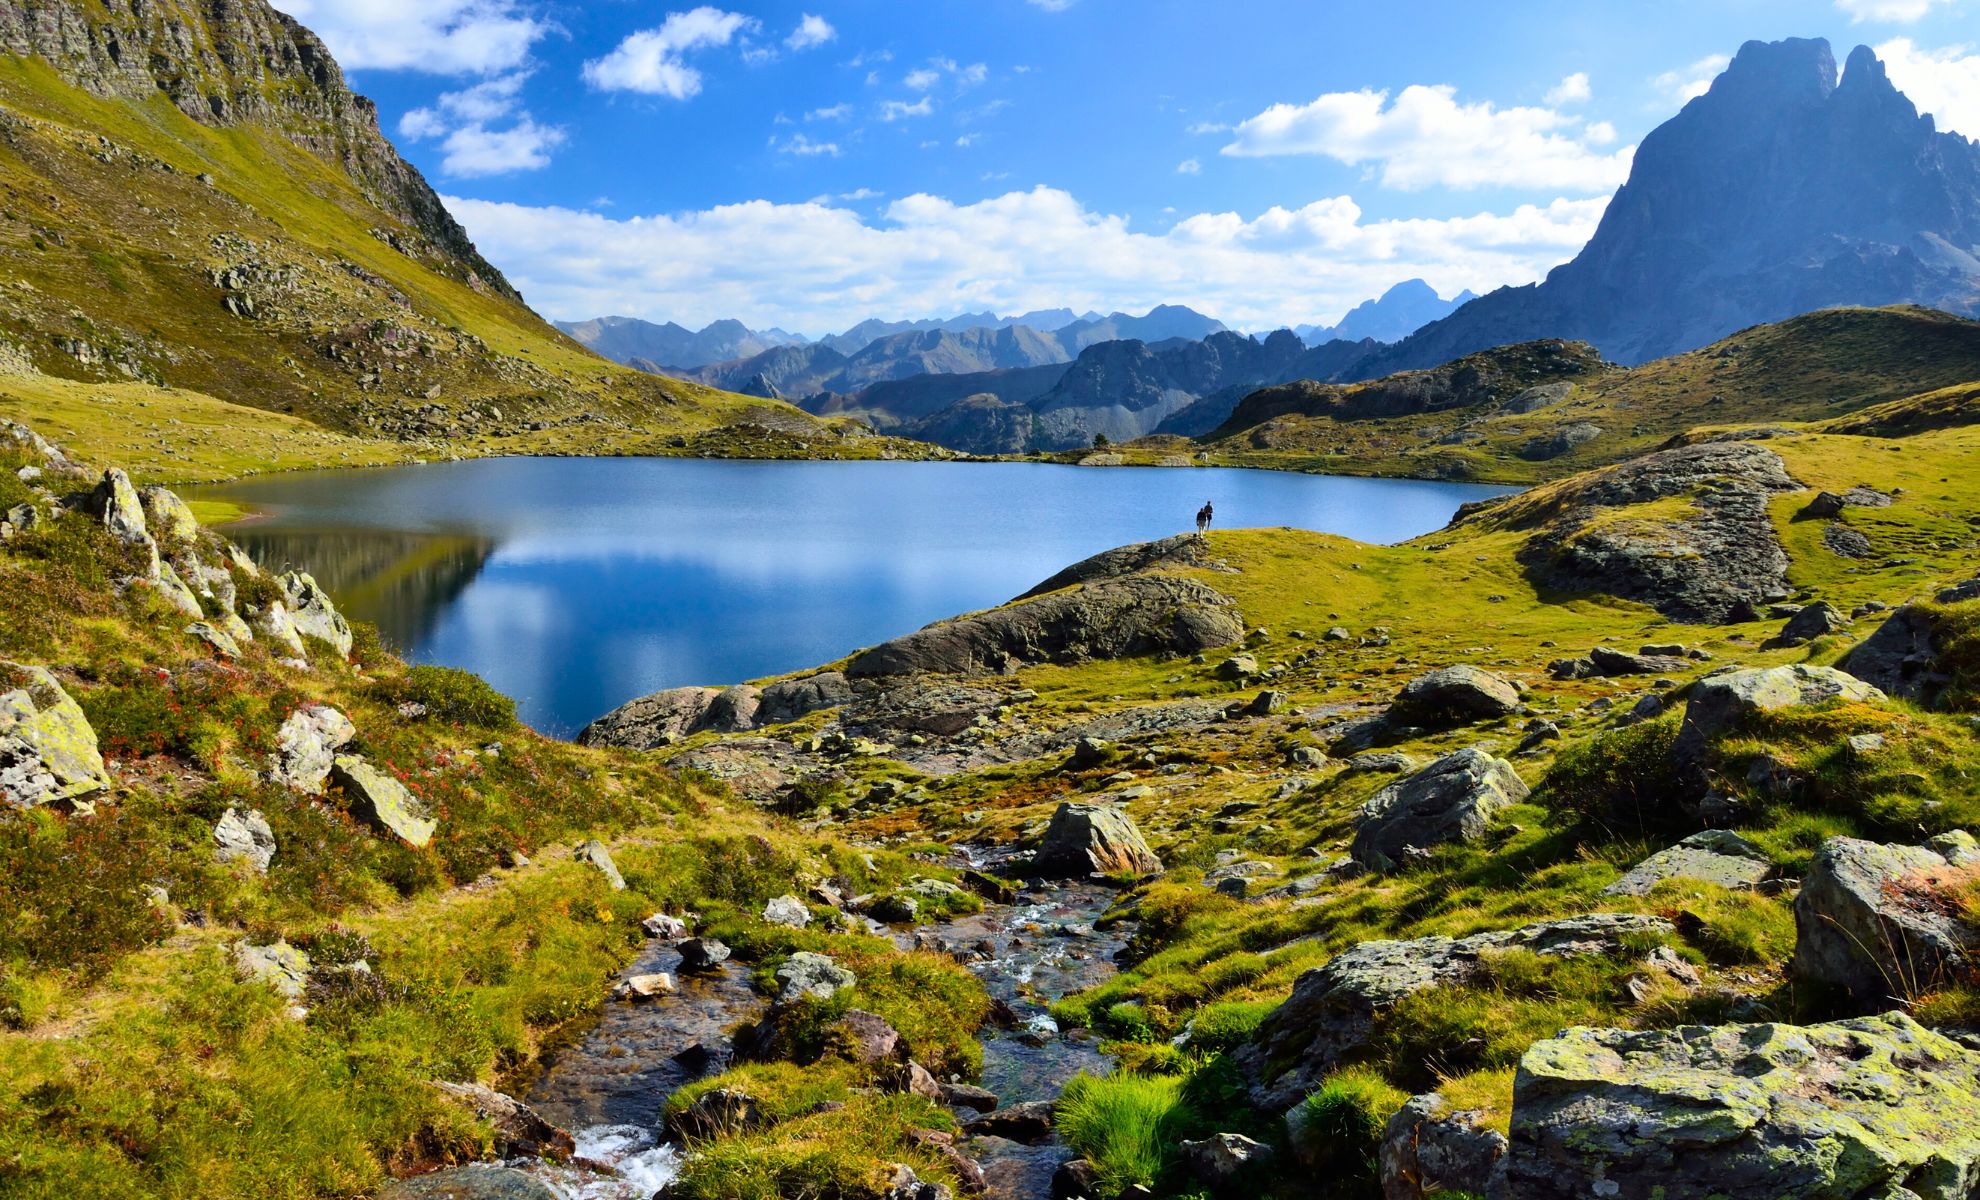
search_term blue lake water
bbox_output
[191,458,1514,736]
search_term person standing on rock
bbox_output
[1195,501,1214,538]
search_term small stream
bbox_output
[508,871,1129,1200]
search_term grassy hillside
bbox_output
[1180,306,1980,484]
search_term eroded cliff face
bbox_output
[0,0,515,299]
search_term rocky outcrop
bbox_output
[1841,606,1954,706]
[1238,913,1674,1110]
[1388,666,1523,728]
[1488,443,1801,623]
[1350,748,1528,871]
[213,807,276,872]
[1379,1093,1508,1200]
[1603,830,1771,897]
[1016,534,1219,599]
[1508,1012,1980,1200]
[268,704,356,793]
[577,673,852,749]
[1674,665,1886,797]
[280,572,353,658]
[329,755,436,847]
[428,1081,574,1162]
[0,662,112,813]
[1792,832,1978,1003]
[847,575,1242,677]
[1027,802,1163,878]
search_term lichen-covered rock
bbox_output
[1237,913,1673,1110]
[1379,1093,1508,1200]
[213,807,276,872]
[253,600,309,658]
[846,575,1243,677]
[280,571,352,657]
[0,663,113,813]
[774,951,855,1002]
[1508,1012,1980,1200]
[1350,748,1528,871]
[1388,666,1522,728]
[137,485,199,546]
[330,755,436,846]
[232,939,310,998]
[1768,600,1851,647]
[676,937,731,972]
[1792,834,1977,1003]
[268,704,356,794]
[1673,665,1886,795]
[573,839,626,890]
[89,468,149,546]
[185,620,243,659]
[428,1081,574,1161]
[1841,606,1953,706]
[1028,801,1163,878]
[762,894,811,927]
[1603,830,1772,897]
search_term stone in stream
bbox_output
[573,839,626,890]
[1791,832,1979,1002]
[676,937,731,973]
[612,973,676,1001]
[642,912,690,940]
[330,755,436,847]
[1052,1159,1103,1200]
[1028,802,1163,878]
[1,662,114,814]
[1179,1133,1275,1189]
[671,1087,764,1140]
[1508,1012,1980,1200]
[1349,748,1527,872]
[428,1081,575,1162]
[213,807,276,872]
[964,1099,1056,1143]
[940,1082,1000,1112]
[379,1166,560,1200]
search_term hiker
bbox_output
[1195,501,1214,537]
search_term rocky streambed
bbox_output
[493,866,1129,1200]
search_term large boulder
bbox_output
[574,839,626,890]
[330,755,437,847]
[1350,748,1528,871]
[1028,802,1163,878]
[1840,606,1953,706]
[252,601,309,658]
[1673,665,1886,794]
[428,1081,574,1162]
[846,575,1243,677]
[1767,600,1851,648]
[1236,913,1674,1110]
[1792,833,1978,1003]
[1388,666,1522,728]
[1379,1093,1508,1200]
[267,704,356,794]
[1508,1012,1980,1200]
[137,485,198,546]
[280,571,353,658]
[0,663,113,814]
[88,468,150,547]
[1603,830,1772,898]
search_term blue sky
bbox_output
[273,0,1980,334]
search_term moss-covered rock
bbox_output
[0,662,113,813]
[329,754,436,847]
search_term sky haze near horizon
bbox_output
[275,0,1980,335]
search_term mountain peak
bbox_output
[1718,36,1837,104]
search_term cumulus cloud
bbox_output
[786,14,836,50]
[583,7,757,99]
[272,0,548,75]
[1651,54,1731,104]
[1221,84,1634,192]
[1836,0,1958,22]
[1545,72,1592,105]
[1877,38,1980,138]
[397,71,562,175]
[444,185,1608,331]
[1177,157,1201,175]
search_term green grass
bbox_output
[1056,1072,1192,1196]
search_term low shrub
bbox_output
[1538,716,1685,837]
[1055,1071,1189,1196]
[1287,1066,1407,1188]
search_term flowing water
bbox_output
[187,458,1512,735]
[511,873,1129,1199]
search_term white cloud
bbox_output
[271,0,548,75]
[397,71,560,176]
[445,185,1608,331]
[806,102,852,122]
[1545,72,1592,105]
[1876,38,1980,138]
[1222,84,1634,193]
[956,133,981,147]
[787,14,836,50]
[905,67,942,90]
[583,7,757,99]
[839,187,884,201]
[438,117,565,176]
[1186,120,1233,135]
[881,96,934,120]
[1177,157,1202,175]
[776,133,841,157]
[1651,54,1730,104]
[1028,0,1076,9]
[1837,0,1958,22]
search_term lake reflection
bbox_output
[191,458,1514,736]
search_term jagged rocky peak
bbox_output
[0,0,516,298]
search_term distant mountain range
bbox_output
[553,317,808,371]
[1292,280,1475,346]
[1355,37,1980,374]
